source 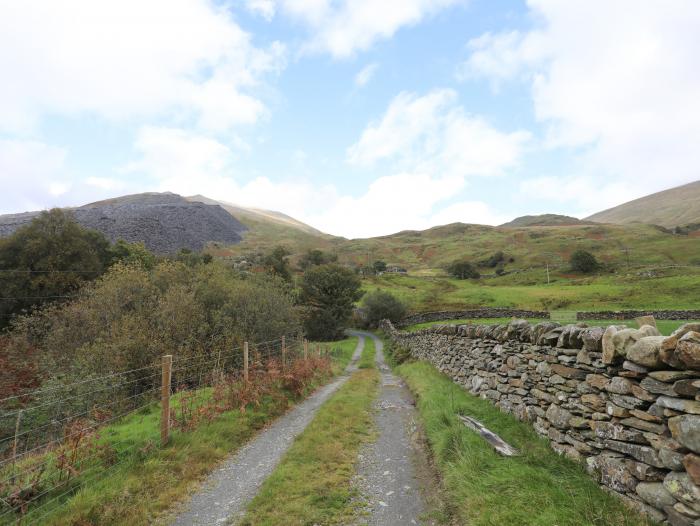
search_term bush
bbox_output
[298,249,337,270]
[569,250,599,273]
[299,264,363,340]
[361,290,406,328]
[447,260,480,279]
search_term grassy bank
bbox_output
[239,367,380,525]
[393,360,650,526]
[322,336,359,373]
[405,317,690,335]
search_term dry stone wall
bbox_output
[398,308,550,328]
[382,318,700,525]
[577,310,700,321]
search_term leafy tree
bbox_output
[298,249,337,270]
[0,209,112,327]
[110,239,157,269]
[446,260,480,279]
[479,251,506,268]
[263,246,291,281]
[372,260,387,273]
[570,250,599,273]
[361,290,406,328]
[300,264,363,340]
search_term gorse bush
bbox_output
[569,249,599,273]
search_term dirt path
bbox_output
[351,331,433,526]
[169,336,365,526]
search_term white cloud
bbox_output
[246,0,277,20]
[461,0,700,207]
[0,140,71,213]
[122,126,508,238]
[277,0,463,58]
[0,0,285,133]
[354,63,379,87]
[347,89,531,178]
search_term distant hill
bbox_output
[586,180,700,227]
[500,214,592,227]
[0,192,247,254]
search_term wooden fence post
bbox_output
[244,342,249,382]
[304,339,308,361]
[282,336,286,368]
[161,355,172,447]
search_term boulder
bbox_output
[671,323,700,340]
[636,482,677,509]
[657,396,700,415]
[602,325,660,365]
[663,472,700,510]
[669,415,700,453]
[683,454,700,486]
[677,332,700,370]
[545,404,573,430]
[581,326,605,351]
[627,336,666,369]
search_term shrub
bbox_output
[372,260,387,273]
[361,290,406,328]
[298,249,337,270]
[299,264,363,340]
[447,260,480,279]
[569,250,599,273]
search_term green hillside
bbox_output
[586,180,700,227]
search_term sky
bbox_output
[1,0,699,238]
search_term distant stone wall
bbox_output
[577,311,700,321]
[398,308,550,327]
[381,318,700,524]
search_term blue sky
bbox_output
[1,0,698,237]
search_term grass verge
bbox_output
[8,354,352,525]
[357,335,376,369]
[238,368,380,526]
[322,336,359,374]
[394,360,651,526]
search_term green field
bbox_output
[362,267,700,312]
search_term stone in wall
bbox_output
[380,318,700,524]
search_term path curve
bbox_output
[351,331,430,526]
[169,335,365,525]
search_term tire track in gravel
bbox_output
[351,331,435,526]
[169,335,365,526]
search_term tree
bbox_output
[263,246,291,281]
[372,260,387,273]
[570,250,599,273]
[299,264,363,340]
[298,249,337,270]
[447,260,480,279]
[362,290,406,328]
[0,209,112,327]
[110,239,157,269]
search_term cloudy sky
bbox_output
[1,0,698,238]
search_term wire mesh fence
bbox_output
[0,331,314,525]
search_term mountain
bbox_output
[0,192,247,254]
[186,195,323,235]
[500,214,593,227]
[586,180,700,227]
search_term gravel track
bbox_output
[352,331,432,526]
[169,335,365,526]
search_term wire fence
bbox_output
[0,331,317,525]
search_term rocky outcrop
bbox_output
[381,318,700,524]
[398,308,550,327]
